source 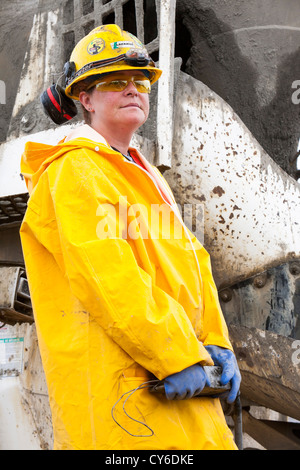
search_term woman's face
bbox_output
[80,70,150,134]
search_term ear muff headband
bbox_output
[40,84,77,125]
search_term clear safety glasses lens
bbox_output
[95,76,151,94]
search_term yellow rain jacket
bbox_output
[20,125,237,450]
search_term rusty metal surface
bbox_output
[229,325,300,421]
[220,260,300,338]
[243,410,300,451]
[165,71,300,289]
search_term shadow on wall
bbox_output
[0,0,39,143]
[260,47,300,179]
[175,2,300,178]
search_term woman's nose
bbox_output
[124,80,138,95]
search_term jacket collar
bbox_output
[64,124,109,146]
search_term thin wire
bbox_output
[111,379,160,437]
[54,71,65,87]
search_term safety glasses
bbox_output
[94,75,151,94]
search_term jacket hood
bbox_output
[21,125,110,194]
[21,140,71,194]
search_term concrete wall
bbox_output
[176,0,300,178]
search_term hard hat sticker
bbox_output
[128,33,143,48]
[111,41,134,50]
[87,38,105,55]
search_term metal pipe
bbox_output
[233,394,244,450]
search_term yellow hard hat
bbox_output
[64,24,162,100]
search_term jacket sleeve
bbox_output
[43,152,214,380]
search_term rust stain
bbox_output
[212,186,225,197]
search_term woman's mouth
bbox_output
[122,103,141,108]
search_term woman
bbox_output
[20,24,240,450]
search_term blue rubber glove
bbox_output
[205,345,241,404]
[164,364,211,400]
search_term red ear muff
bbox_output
[40,84,77,125]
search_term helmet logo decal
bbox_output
[128,33,143,48]
[87,38,105,55]
[111,41,134,50]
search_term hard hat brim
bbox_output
[65,64,162,100]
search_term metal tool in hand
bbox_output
[150,366,231,397]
